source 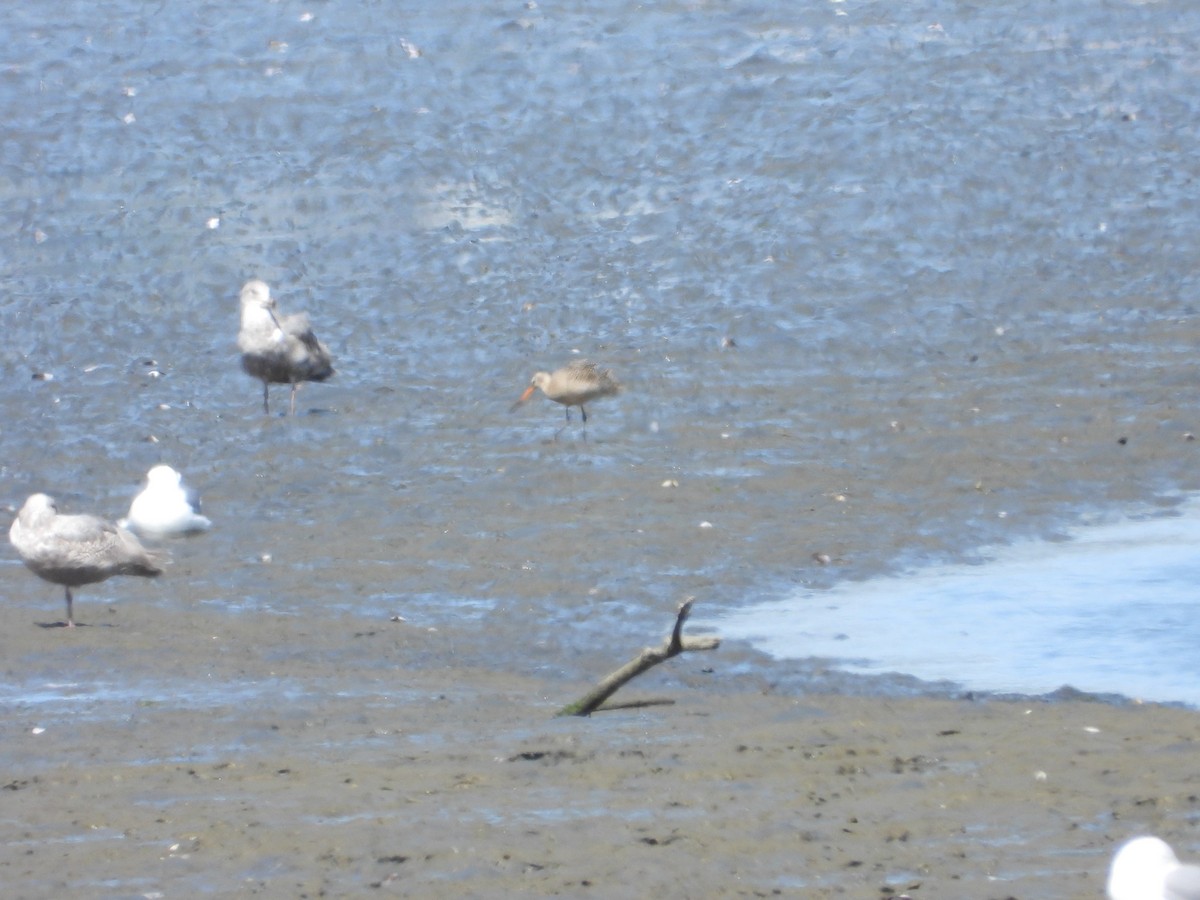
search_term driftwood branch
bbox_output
[557,598,720,717]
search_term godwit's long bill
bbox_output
[9,493,168,627]
[511,360,620,427]
[237,280,335,415]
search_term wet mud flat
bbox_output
[3,310,1200,898]
[4,299,1200,899]
[2,604,1199,899]
[3,0,1200,895]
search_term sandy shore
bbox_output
[1,602,1196,899]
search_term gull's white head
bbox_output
[1108,836,1180,900]
[21,493,57,514]
[145,465,183,488]
[15,493,58,528]
[239,279,274,310]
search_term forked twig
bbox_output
[557,598,720,717]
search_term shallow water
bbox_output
[2,0,1200,715]
[714,495,1200,706]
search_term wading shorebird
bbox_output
[510,360,620,434]
[1108,836,1200,900]
[120,465,212,538]
[237,279,335,415]
[9,493,168,627]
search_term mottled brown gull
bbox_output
[9,493,167,627]
[238,279,335,415]
[510,360,620,430]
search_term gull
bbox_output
[120,465,212,538]
[510,360,620,433]
[238,279,335,415]
[1108,836,1200,900]
[9,493,167,627]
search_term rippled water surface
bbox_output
[3,0,1200,708]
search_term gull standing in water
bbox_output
[238,279,335,415]
[120,465,212,538]
[510,360,620,434]
[9,493,167,627]
[1108,836,1200,900]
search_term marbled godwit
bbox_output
[1108,836,1200,900]
[510,360,620,429]
[9,493,168,627]
[238,279,335,415]
[120,465,212,538]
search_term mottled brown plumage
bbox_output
[238,279,335,415]
[511,360,620,427]
[9,493,167,627]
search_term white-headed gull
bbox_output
[1108,836,1200,900]
[121,465,212,538]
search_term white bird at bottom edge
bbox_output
[1108,836,1200,900]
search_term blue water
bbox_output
[715,497,1200,706]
